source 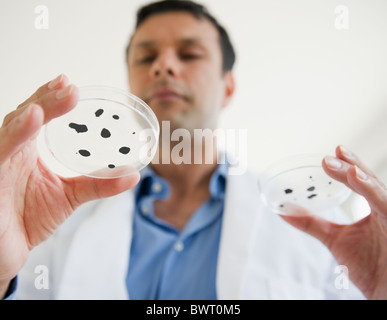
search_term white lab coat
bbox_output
[15,165,365,300]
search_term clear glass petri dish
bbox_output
[42,86,159,179]
[258,154,352,215]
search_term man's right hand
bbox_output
[0,75,140,298]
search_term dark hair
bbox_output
[126,0,236,72]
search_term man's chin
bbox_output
[148,97,188,110]
[162,119,209,136]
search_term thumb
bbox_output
[279,203,337,245]
[63,171,140,208]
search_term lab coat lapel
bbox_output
[57,191,134,299]
[216,168,261,299]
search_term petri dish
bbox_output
[43,86,159,179]
[258,154,352,215]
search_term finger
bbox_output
[3,84,79,132]
[322,156,353,189]
[2,74,73,127]
[323,146,386,194]
[279,203,340,247]
[346,165,387,216]
[33,84,79,124]
[0,81,78,164]
[16,74,69,110]
[62,171,141,208]
[336,145,378,180]
[0,104,44,163]
[323,150,387,217]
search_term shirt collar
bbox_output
[134,166,169,201]
[208,161,228,199]
[135,160,229,201]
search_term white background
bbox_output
[1,0,387,181]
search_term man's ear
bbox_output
[222,71,235,109]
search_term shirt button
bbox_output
[151,182,163,193]
[174,240,184,252]
[141,205,149,215]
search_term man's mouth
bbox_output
[148,88,185,102]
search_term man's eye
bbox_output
[180,53,202,60]
[138,56,155,64]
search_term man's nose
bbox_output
[150,50,180,79]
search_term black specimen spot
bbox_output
[78,149,91,157]
[101,128,111,138]
[307,186,315,192]
[279,204,284,208]
[132,132,136,134]
[69,123,88,133]
[328,181,332,185]
[95,109,104,117]
[119,146,130,155]
[108,164,115,169]
[308,194,317,199]
[113,115,119,120]
[309,176,313,179]
[284,188,293,194]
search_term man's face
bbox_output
[127,12,234,133]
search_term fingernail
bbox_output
[339,145,353,159]
[56,85,73,100]
[355,166,368,181]
[48,74,63,90]
[21,104,33,120]
[325,156,342,169]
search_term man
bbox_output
[1,0,387,299]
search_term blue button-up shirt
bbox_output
[126,162,228,300]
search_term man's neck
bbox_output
[150,158,219,194]
[149,158,219,230]
[150,137,221,193]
